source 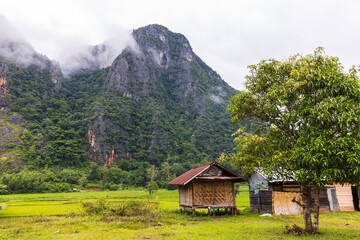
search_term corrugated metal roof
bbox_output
[167,161,245,186]
[255,168,296,183]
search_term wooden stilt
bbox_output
[192,209,195,215]
[225,208,228,215]
[231,208,234,216]
[213,209,215,217]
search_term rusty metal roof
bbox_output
[167,161,245,186]
[195,176,244,181]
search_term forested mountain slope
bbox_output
[0,23,242,192]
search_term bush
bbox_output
[147,181,159,195]
[77,176,88,188]
[81,196,159,217]
[47,182,71,193]
[0,184,9,195]
[109,184,120,191]
[1,170,48,193]
[60,169,81,184]
[6,143,15,149]
[82,196,108,215]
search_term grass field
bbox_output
[0,185,360,239]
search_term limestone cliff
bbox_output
[0,59,9,111]
[0,112,24,172]
[86,24,237,165]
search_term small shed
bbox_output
[167,161,245,215]
[249,172,360,215]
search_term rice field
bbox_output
[0,185,360,239]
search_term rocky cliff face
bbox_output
[0,112,24,172]
[86,24,237,165]
[107,25,229,100]
[0,59,9,111]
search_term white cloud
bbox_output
[1,0,360,90]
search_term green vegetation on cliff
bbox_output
[0,24,252,193]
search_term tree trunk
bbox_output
[301,184,313,233]
[313,186,320,233]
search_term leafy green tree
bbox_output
[221,48,360,233]
[147,181,159,195]
[147,165,158,182]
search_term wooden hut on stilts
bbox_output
[167,161,245,216]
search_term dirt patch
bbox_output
[133,233,172,239]
[284,224,309,236]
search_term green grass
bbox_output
[0,189,156,217]
[0,186,359,239]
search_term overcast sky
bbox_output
[1,0,360,90]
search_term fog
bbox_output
[2,0,360,90]
[59,30,138,74]
[0,15,138,74]
[0,15,40,66]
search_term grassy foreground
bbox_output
[0,186,360,239]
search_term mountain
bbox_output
[82,24,238,166]
[0,22,240,191]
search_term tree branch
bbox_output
[292,197,305,209]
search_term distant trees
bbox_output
[222,48,360,233]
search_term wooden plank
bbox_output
[309,188,330,212]
[249,191,258,211]
[250,190,272,212]
[190,184,192,205]
[179,186,184,205]
[334,183,354,211]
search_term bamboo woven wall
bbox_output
[272,191,303,215]
[192,180,235,207]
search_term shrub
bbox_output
[109,184,119,191]
[81,196,159,217]
[47,182,71,193]
[77,176,88,188]
[110,199,159,217]
[6,143,15,149]
[1,170,48,193]
[82,196,108,215]
[0,184,9,195]
[147,181,159,195]
[60,169,81,184]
